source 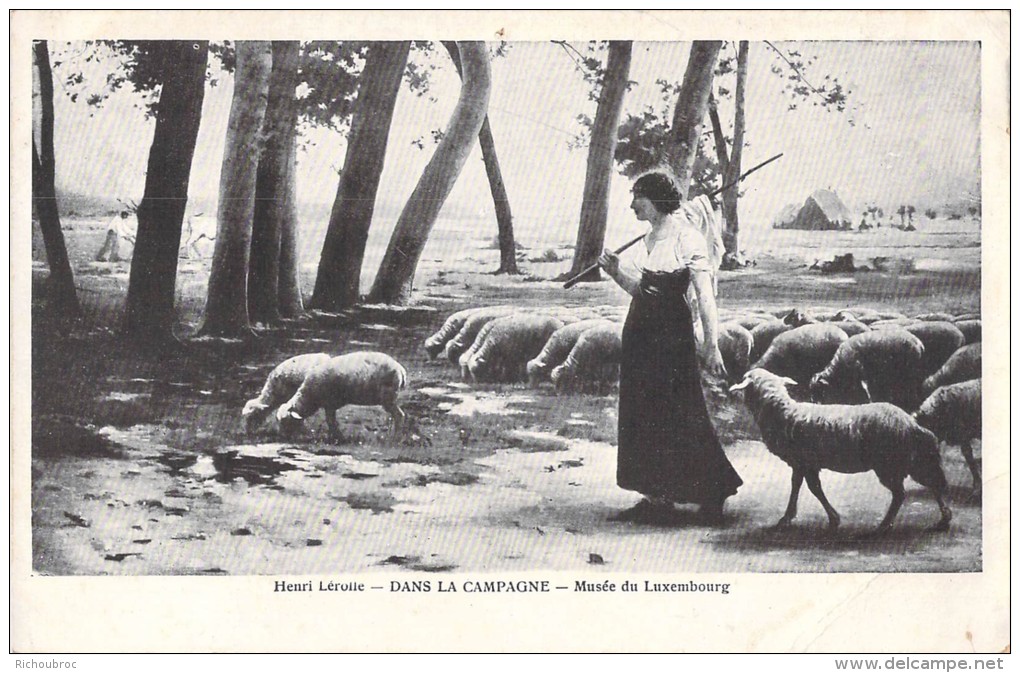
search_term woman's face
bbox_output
[630,194,659,222]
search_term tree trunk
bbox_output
[442,42,519,275]
[249,40,301,324]
[122,41,208,342]
[368,42,491,305]
[310,41,409,311]
[720,41,747,257]
[565,40,632,283]
[31,41,80,318]
[670,41,722,200]
[199,41,272,337]
[707,94,730,173]
[277,125,304,318]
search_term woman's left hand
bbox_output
[700,344,727,380]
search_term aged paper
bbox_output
[11,10,1010,653]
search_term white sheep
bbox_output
[550,321,624,392]
[423,307,479,359]
[830,319,871,338]
[750,323,848,389]
[913,379,982,497]
[922,343,981,397]
[810,329,927,411]
[276,351,407,438]
[749,319,795,363]
[731,369,952,534]
[441,307,517,363]
[903,321,966,375]
[467,314,565,383]
[241,353,333,433]
[718,322,754,382]
[526,318,613,386]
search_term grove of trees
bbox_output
[32,39,851,344]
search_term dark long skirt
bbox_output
[617,269,742,504]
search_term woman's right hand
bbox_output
[599,249,620,277]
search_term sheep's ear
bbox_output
[781,376,798,387]
[859,378,873,402]
[729,378,752,392]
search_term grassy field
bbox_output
[29,215,982,574]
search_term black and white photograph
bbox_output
[12,10,1009,654]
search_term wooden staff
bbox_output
[562,153,783,289]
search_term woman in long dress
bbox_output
[599,172,741,524]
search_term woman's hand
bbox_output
[598,249,620,277]
[700,343,728,380]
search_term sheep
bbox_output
[732,314,775,332]
[550,321,624,392]
[467,314,565,383]
[750,323,849,390]
[953,319,981,344]
[831,309,864,323]
[913,379,982,497]
[275,351,407,438]
[526,319,613,386]
[810,329,926,411]
[830,320,871,338]
[731,369,951,534]
[869,317,918,330]
[718,322,754,381]
[781,308,819,327]
[241,353,333,434]
[914,311,956,322]
[922,343,981,397]
[458,317,505,380]
[423,307,480,359]
[903,321,966,375]
[749,320,795,363]
[953,312,981,322]
[442,306,517,363]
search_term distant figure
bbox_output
[181,213,216,259]
[95,210,136,262]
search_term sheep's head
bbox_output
[810,359,869,404]
[729,369,797,408]
[275,403,305,435]
[526,359,547,386]
[241,399,272,433]
[783,308,814,327]
[423,339,443,359]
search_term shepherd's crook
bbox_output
[562,153,784,289]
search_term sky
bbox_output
[44,40,981,249]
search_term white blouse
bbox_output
[627,219,712,275]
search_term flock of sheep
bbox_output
[239,301,981,535]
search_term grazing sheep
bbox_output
[781,308,819,327]
[458,317,505,380]
[242,353,332,433]
[903,322,966,375]
[733,314,775,332]
[830,320,871,338]
[922,343,981,397]
[848,308,883,324]
[749,320,795,363]
[718,322,754,381]
[953,319,981,344]
[731,369,951,534]
[831,309,862,323]
[526,319,612,385]
[751,323,849,389]
[869,317,918,329]
[442,306,517,362]
[913,379,982,496]
[467,314,565,383]
[550,322,624,392]
[810,329,926,411]
[276,351,407,438]
[914,312,956,322]
[953,312,981,322]
[424,308,479,359]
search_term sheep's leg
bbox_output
[771,470,804,530]
[961,441,981,500]
[928,490,952,533]
[384,402,405,438]
[325,408,340,440]
[803,471,841,531]
[873,480,905,535]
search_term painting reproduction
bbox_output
[13,10,1009,653]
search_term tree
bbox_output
[563,41,633,283]
[199,41,273,337]
[122,41,209,342]
[714,41,747,263]
[31,40,80,319]
[669,41,723,200]
[441,41,519,275]
[248,41,302,324]
[368,42,491,305]
[310,41,410,311]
